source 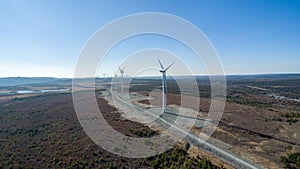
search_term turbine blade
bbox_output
[165,62,175,71]
[158,59,164,69]
[118,66,122,72]
[122,67,125,72]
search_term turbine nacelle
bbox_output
[118,66,125,74]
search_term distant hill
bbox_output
[225,74,300,81]
[1,74,299,87]
[0,77,59,87]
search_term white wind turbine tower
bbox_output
[158,59,174,112]
[118,66,125,93]
[114,72,118,90]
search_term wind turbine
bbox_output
[158,59,174,112]
[118,66,125,93]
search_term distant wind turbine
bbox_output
[118,66,125,93]
[158,59,174,112]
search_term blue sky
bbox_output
[0,0,299,77]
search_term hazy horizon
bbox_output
[1,72,300,79]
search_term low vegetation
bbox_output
[144,146,225,169]
[280,152,300,169]
[131,129,158,137]
[0,92,224,168]
[280,112,300,124]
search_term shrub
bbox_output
[281,152,300,169]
